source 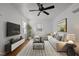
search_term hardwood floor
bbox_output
[6,40,29,56]
[17,39,67,56]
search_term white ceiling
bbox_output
[11,3,73,21]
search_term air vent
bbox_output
[72,8,79,13]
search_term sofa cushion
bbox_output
[56,42,67,52]
[56,35,62,41]
[34,36,40,42]
[34,38,40,42]
[57,32,67,41]
[48,36,59,49]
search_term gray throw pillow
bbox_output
[58,36,62,41]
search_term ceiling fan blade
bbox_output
[43,11,49,15]
[44,5,55,10]
[29,10,39,12]
[37,11,41,16]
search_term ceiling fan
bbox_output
[29,3,55,16]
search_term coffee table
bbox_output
[33,40,44,50]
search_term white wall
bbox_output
[0,4,28,55]
[52,4,79,40]
[29,18,53,36]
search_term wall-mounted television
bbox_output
[6,22,20,37]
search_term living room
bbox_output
[0,3,79,56]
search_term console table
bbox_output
[5,39,25,54]
[11,39,25,51]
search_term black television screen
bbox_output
[6,22,20,36]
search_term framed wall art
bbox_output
[57,18,67,32]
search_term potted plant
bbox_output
[27,24,32,40]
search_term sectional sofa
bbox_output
[48,32,79,56]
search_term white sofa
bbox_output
[48,36,59,49]
[48,33,67,52]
